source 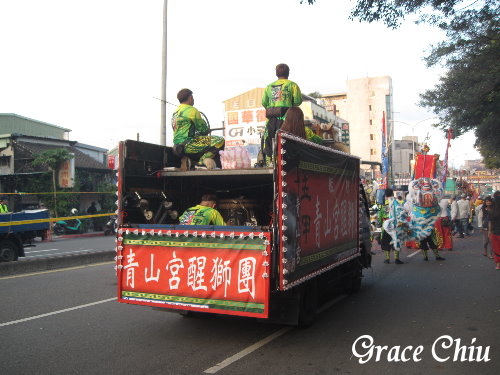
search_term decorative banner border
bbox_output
[116,229,271,318]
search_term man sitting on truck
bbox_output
[172,89,225,170]
[179,194,226,226]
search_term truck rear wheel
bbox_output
[0,240,19,262]
[298,280,318,328]
[347,261,362,294]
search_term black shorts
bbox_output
[380,230,395,251]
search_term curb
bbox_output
[0,250,115,277]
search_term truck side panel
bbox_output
[276,133,361,290]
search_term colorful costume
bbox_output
[261,79,302,163]
[378,198,403,263]
[305,127,324,144]
[179,205,225,226]
[172,104,224,165]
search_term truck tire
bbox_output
[0,240,19,262]
[298,280,318,328]
[347,261,362,294]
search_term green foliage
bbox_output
[349,1,463,29]
[347,0,499,167]
[308,91,322,98]
[419,3,500,168]
[32,148,73,171]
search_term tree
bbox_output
[32,149,74,217]
[419,5,500,168]
[308,91,322,98]
[343,0,499,167]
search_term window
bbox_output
[369,105,372,111]
[370,134,374,141]
[369,119,372,125]
[247,98,255,107]
[0,156,10,167]
[232,100,239,109]
[370,148,376,155]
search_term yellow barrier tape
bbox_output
[1,191,115,195]
[0,212,115,227]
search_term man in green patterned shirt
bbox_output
[172,89,225,170]
[261,63,302,165]
[179,194,226,226]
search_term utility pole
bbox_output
[160,0,168,146]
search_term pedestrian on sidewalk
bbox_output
[457,194,470,237]
[487,191,500,270]
[450,196,459,236]
[478,196,493,258]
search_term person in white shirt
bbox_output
[456,194,471,237]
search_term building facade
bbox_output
[0,114,112,213]
[392,136,419,178]
[319,76,394,174]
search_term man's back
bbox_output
[172,104,209,144]
[457,199,470,219]
[179,205,225,226]
[262,79,302,109]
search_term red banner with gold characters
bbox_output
[277,133,360,290]
[116,229,271,318]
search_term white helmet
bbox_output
[71,208,78,215]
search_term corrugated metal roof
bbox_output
[13,141,108,171]
[0,113,71,140]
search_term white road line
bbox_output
[0,297,116,327]
[24,249,94,258]
[203,294,348,374]
[24,249,59,253]
[407,249,421,258]
[0,261,114,279]
[203,326,293,374]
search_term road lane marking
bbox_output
[24,249,59,253]
[203,294,348,374]
[0,261,115,280]
[407,250,421,258]
[203,326,293,374]
[24,249,95,258]
[0,297,117,327]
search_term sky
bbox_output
[0,0,481,167]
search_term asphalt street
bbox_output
[21,235,116,259]
[0,232,498,375]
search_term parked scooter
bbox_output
[53,208,83,235]
[104,216,117,236]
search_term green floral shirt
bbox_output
[179,205,225,226]
[172,104,210,144]
[262,79,302,109]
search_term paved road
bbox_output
[0,232,498,374]
[21,235,116,259]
